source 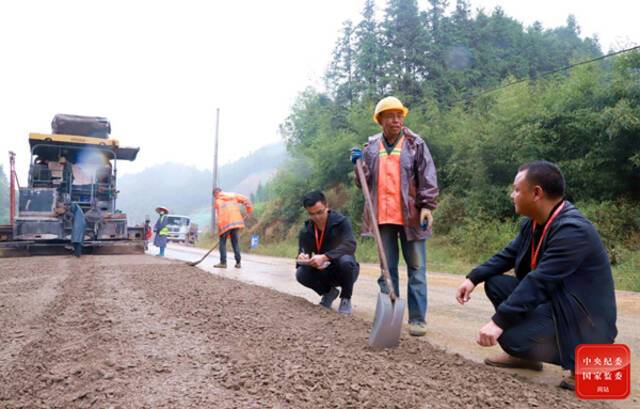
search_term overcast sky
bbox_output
[1,0,638,181]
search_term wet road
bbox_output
[155,243,639,406]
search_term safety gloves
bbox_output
[350,147,362,164]
[420,208,433,230]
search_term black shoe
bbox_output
[234,263,241,268]
[338,298,352,315]
[558,370,575,390]
[319,287,340,309]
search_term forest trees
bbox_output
[256,0,639,286]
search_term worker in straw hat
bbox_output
[153,206,170,257]
[350,96,439,337]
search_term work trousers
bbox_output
[72,243,82,258]
[377,224,427,324]
[296,254,359,299]
[485,274,562,366]
[219,228,241,264]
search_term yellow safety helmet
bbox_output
[373,96,409,125]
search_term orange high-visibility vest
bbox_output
[377,136,404,225]
[215,192,253,236]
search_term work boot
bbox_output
[484,352,543,371]
[213,262,227,268]
[558,369,575,390]
[408,322,427,337]
[338,298,352,315]
[234,262,241,268]
[319,287,340,309]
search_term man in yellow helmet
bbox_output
[351,96,439,337]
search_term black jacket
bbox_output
[298,210,356,261]
[467,201,617,369]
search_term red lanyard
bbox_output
[314,224,326,254]
[530,201,565,269]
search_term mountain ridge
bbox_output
[117,143,286,224]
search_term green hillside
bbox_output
[252,0,640,291]
[117,143,286,225]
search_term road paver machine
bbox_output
[0,114,144,256]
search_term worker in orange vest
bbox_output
[213,187,253,268]
[351,96,439,337]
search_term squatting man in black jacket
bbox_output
[296,191,359,315]
[456,161,617,390]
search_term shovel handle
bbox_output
[187,239,219,266]
[355,159,397,301]
[188,214,249,266]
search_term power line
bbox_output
[452,44,640,104]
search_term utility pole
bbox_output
[8,151,16,225]
[211,108,220,235]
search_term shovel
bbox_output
[355,159,406,348]
[187,214,249,267]
[186,238,220,266]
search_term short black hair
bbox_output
[518,160,565,199]
[302,190,327,208]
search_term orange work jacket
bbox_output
[377,136,404,225]
[215,192,253,236]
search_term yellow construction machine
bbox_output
[0,114,144,256]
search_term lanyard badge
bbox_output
[314,224,326,254]
[530,201,565,270]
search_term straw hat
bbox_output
[155,206,170,214]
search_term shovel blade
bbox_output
[368,292,406,349]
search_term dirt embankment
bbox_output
[0,255,609,408]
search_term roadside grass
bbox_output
[612,248,640,292]
[196,233,297,259]
[245,238,297,258]
[195,233,216,251]
[352,236,475,275]
[240,235,475,275]
[214,233,638,293]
